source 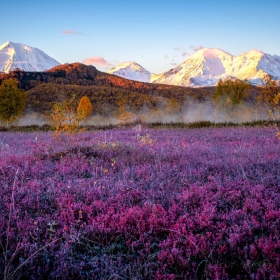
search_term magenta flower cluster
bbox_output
[0,127,280,279]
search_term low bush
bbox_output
[1,127,280,279]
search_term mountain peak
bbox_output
[108,61,151,82]
[0,41,11,49]
[1,41,25,49]
[112,61,146,71]
[247,49,264,54]
[243,49,264,57]
[0,41,60,73]
[0,41,38,53]
[192,48,232,60]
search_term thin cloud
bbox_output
[82,57,113,68]
[164,54,169,59]
[170,62,177,66]
[190,45,205,52]
[62,30,85,35]
[173,47,189,58]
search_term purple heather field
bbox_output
[0,127,280,279]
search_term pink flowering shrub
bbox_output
[0,127,280,279]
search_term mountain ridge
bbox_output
[1,41,279,88]
[109,48,280,87]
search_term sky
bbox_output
[1,0,280,74]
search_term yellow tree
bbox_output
[51,96,85,134]
[77,96,93,119]
[0,79,27,127]
[212,79,251,121]
[117,96,134,125]
[257,75,280,119]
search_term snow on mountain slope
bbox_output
[0,41,60,73]
[109,48,280,87]
[273,55,280,62]
[154,48,280,87]
[108,62,152,82]
[154,48,232,87]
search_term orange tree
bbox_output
[77,96,93,119]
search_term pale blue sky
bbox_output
[1,0,280,73]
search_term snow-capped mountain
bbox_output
[108,62,153,83]
[0,41,60,73]
[109,48,280,87]
[154,48,232,87]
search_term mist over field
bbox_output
[13,97,273,127]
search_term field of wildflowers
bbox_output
[0,127,280,279]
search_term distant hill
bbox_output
[0,63,217,117]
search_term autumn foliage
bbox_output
[77,96,93,119]
[257,75,280,120]
[0,78,26,126]
[0,63,215,118]
[213,79,251,108]
[51,96,85,134]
